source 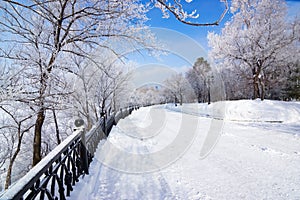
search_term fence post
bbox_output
[75,119,89,175]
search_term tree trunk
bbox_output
[113,92,117,112]
[180,94,183,106]
[86,115,92,131]
[5,161,13,189]
[101,99,106,117]
[208,91,211,105]
[93,104,99,122]
[5,128,22,189]
[84,90,92,131]
[32,108,45,166]
[253,60,264,100]
[253,75,260,99]
[197,93,201,103]
[52,109,61,144]
[259,79,265,101]
[5,149,19,189]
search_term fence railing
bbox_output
[0,107,136,200]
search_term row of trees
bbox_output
[146,0,300,103]
[133,58,215,106]
[162,57,218,105]
[135,0,299,107]
[0,0,152,189]
[0,50,134,190]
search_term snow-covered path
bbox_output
[69,101,300,200]
[69,106,205,199]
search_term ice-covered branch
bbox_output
[155,0,229,26]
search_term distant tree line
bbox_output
[160,53,299,104]
[159,0,300,103]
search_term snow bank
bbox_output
[225,99,300,123]
[165,99,300,123]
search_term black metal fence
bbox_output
[0,107,136,200]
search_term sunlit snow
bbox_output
[68,100,300,200]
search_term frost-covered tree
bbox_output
[0,62,37,189]
[0,101,35,189]
[186,57,212,103]
[0,0,156,166]
[283,60,300,100]
[185,69,202,102]
[208,0,300,100]
[219,67,252,100]
[163,73,194,105]
[0,63,24,104]
[70,50,132,131]
[134,86,163,106]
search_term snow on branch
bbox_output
[155,0,229,26]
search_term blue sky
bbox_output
[145,0,300,50]
[145,0,231,50]
[129,0,300,87]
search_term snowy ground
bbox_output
[69,100,300,200]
